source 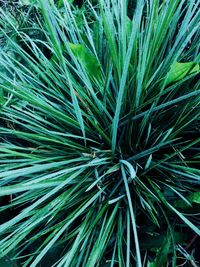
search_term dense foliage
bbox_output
[0,0,200,266]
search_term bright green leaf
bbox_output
[166,62,199,85]
[175,192,200,209]
[69,43,102,80]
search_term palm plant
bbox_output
[0,0,200,266]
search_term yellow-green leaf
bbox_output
[69,43,102,81]
[166,62,199,85]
